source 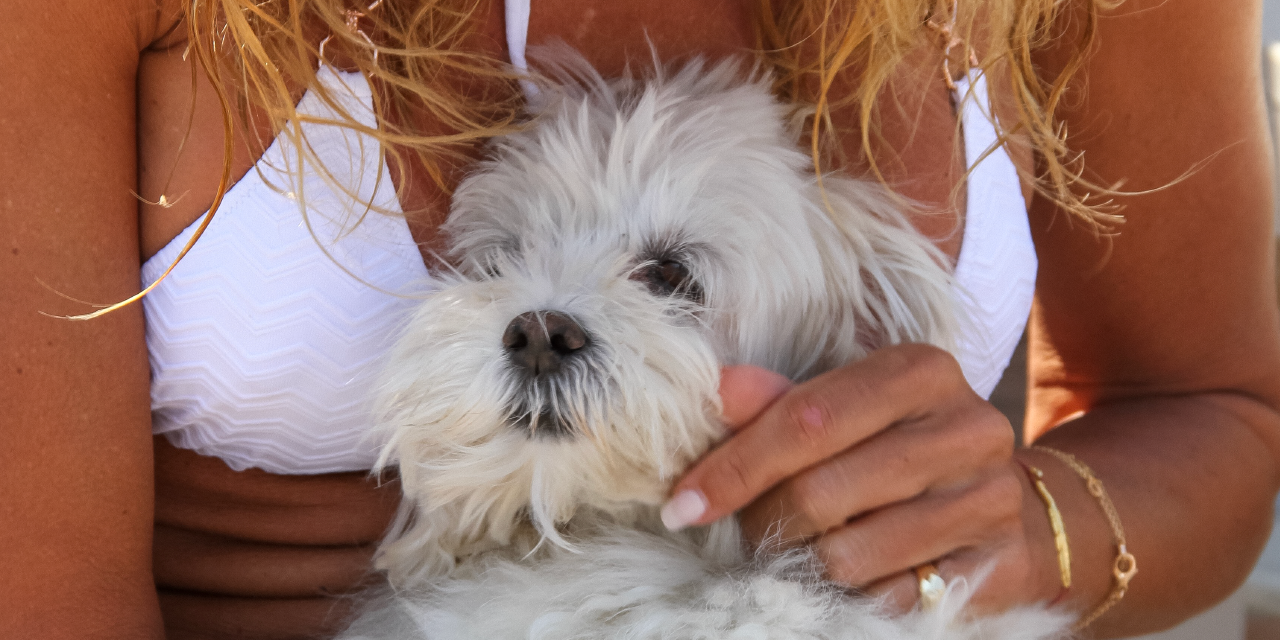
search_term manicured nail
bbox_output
[660,490,707,531]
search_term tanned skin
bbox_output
[3,0,1278,638]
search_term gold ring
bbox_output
[914,563,946,611]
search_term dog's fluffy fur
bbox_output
[338,53,1070,640]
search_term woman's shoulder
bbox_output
[4,0,185,54]
[1026,0,1280,432]
[0,0,185,149]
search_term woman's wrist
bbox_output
[1013,453,1078,607]
[1016,445,1133,629]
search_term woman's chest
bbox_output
[136,0,971,267]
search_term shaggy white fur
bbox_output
[338,52,1072,640]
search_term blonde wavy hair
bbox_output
[86,0,1118,318]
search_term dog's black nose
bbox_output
[502,311,588,376]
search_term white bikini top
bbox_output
[142,70,431,473]
[142,4,1036,475]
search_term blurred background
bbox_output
[984,3,1280,638]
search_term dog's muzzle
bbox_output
[503,310,592,439]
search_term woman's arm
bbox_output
[1,1,172,636]
[1026,0,1280,634]
[664,0,1280,636]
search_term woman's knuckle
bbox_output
[994,512,1025,540]
[976,472,1024,516]
[781,393,836,449]
[715,447,759,499]
[816,537,862,585]
[910,343,959,378]
[973,509,1025,550]
[942,405,1012,464]
[896,341,937,361]
[839,374,880,409]
[789,471,839,528]
[973,403,1014,440]
[931,419,978,466]
[985,414,1016,458]
[893,344,965,402]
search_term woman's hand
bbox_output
[661,344,1059,613]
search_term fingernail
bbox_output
[660,490,708,531]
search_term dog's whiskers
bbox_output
[505,358,616,441]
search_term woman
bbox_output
[3,0,1278,638]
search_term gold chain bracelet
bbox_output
[1029,446,1138,630]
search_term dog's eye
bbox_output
[637,260,703,303]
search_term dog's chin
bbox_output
[502,367,605,441]
[507,406,574,440]
[374,371,724,579]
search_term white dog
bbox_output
[338,53,1069,640]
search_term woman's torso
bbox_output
[136,2,1027,637]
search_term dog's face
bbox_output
[373,57,954,584]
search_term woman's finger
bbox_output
[663,344,969,530]
[813,469,1025,589]
[862,537,1040,617]
[737,401,1014,544]
[861,569,923,615]
[861,554,976,616]
[718,365,793,430]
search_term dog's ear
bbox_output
[800,178,957,376]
